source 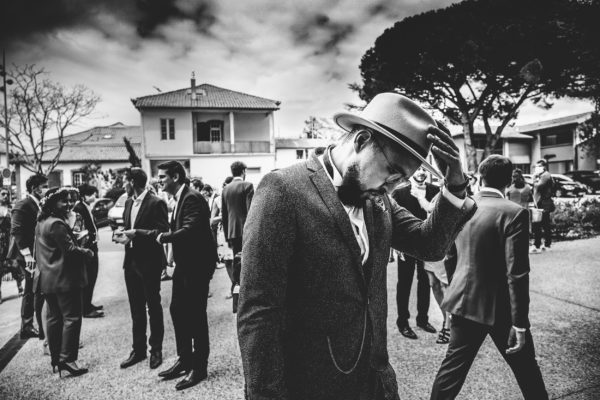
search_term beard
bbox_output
[337,163,381,207]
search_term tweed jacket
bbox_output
[160,185,218,279]
[442,191,531,328]
[237,154,476,400]
[221,178,254,240]
[122,192,170,275]
[35,217,89,294]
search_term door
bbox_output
[197,122,210,142]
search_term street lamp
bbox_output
[0,49,13,170]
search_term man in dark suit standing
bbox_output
[531,159,555,253]
[9,174,48,339]
[114,168,169,370]
[221,161,253,292]
[430,155,548,400]
[238,93,476,400]
[391,167,439,339]
[73,184,104,318]
[156,161,218,391]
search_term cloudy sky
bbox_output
[1,0,594,138]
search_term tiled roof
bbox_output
[41,143,142,162]
[131,84,280,110]
[518,112,592,133]
[45,123,141,146]
[41,123,142,162]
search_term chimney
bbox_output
[190,71,197,101]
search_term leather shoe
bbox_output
[120,351,147,369]
[417,322,437,333]
[92,304,104,311]
[20,326,40,339]
[84,310,105,318]
[175,369,207,391]
[158,359,189,380]
[149,350,162,369]
[399,325,418,339]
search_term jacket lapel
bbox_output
[306,155,364,284]
[173,186,189,230]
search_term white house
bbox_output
[131,77,280,188]
[14,123,141,196]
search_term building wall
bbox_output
[275,148,311,169]
[142,109,194,157]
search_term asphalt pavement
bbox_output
[0,228,598,399]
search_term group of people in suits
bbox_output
[113,162,218,391]
[237,93,548,399]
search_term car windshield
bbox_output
[115,193,128,207]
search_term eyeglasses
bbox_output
[366,131,407,185]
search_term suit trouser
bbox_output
[396,255,430,327]
[124,266,164,353]
[533,211,552,248]
[430,315,548,400]
[45,289,83,365]
[227,237,243,293]
[19,261,44,337]
[170,272,210,371]
[82,244,99,314]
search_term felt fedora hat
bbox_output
[333,93,442,179]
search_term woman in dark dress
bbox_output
[34,188,93,377]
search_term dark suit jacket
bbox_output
[391,182,440,219]
[73,201,98,244]
[8,196,39,259]
[442,190,530,328]
[533,171,555,211]
[35,217,89,293]
[237,154,476,400]
[160,185,218,279]
[221,178,254,240]
[122,192,169,274]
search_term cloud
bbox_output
[0,0,217,48]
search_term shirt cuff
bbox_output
[20,249,31,257]
[156,233,163,244]
[513,326,526,333]
[441,187,467,209]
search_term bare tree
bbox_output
[0,64,100,174]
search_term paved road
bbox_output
[0,228,599,399]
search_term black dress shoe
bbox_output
[92,304,104,311]
[158,359,189,380]
[120,351,147,369]
[149,350,162,369]
[20,326,40,339]
[399,325,418,339]
[417,322,437,333]
[175,369,207,391]
[83,310,105,318]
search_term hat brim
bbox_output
[333,112,443,179]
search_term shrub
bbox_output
[551,197,600,240]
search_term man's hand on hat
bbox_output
[427,121,467,190]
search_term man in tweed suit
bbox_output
[238,93,476,400]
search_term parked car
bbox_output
[107,193,128,227]
[551,174,588,197]
[522,173,588,197]
[563,170,600,194]
[91,198,115,228]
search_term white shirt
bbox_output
[171,184,186,222]
[84,201,98,235]
[130,190,148,229]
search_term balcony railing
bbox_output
[193,141,270,154]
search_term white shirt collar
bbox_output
[325,146,344,187]
[233,176,243,182]
[133,189,149,203]
[174,184,185,201]
[28,194,41,209]
[480,187,505,198]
